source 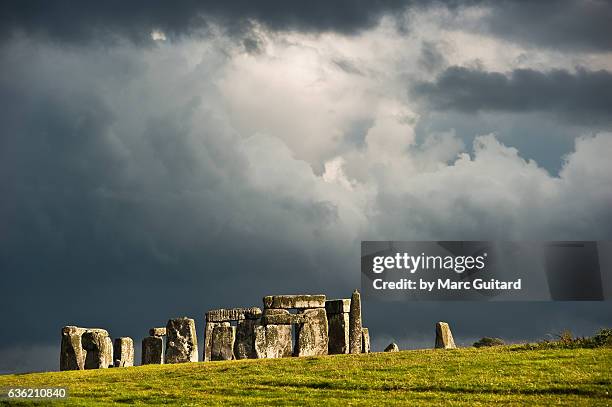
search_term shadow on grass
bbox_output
[259,380,610,398]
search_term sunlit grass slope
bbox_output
[1,347,610,406]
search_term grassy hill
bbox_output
[1,347,610,405]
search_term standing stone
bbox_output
[254,326,266,358]
[234,319,259,359]
[166,317,198,363]
[384,342,399,352]
[142,336,164,365]
[348,290,362,354]
[211,325,236,361]
[435,321,457,349]
[203,321,221,362]
[60,326,86,371]
[267,325,293,359]
[113,337,134,367]
[294,308,329,357]
[361,328,371,353]
[82,329,112,369]
[149,327,166,337]
[254,325,292,359]
[327,313,349,354]
[326,299,350,355]
[105,336,114,367]
[325,299,351,314]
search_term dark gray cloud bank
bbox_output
[412,67,612,124]
[0,0,409,43]
[3,0,612,50]
[0,0,611,373]
[483,0,612,52]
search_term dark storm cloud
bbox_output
[0,0,412,44]
[2,0,611,51]
[412,67,612,124]
[482,0,612,52]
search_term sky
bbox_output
[1,0,611,373]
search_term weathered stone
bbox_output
[105,336,114,367]
[82,329,112,369]
[263,295,326,309]
[325,299,351,314]
[294,308,329,357]
[166,317,198,363]
[361,328,371,353]
[435,321,457,349]
[254,326,266,358]
[149,327,166,337]
[60,326,86,371]
[142,336,164,365]
[348,290,362,354]
[211,325,236,361]
[262,309,289,317]
[254,325,292,359]
[327,313,349,354]
[113,337,134,367]
[261,309,306,325]
[384,342,399,352]
[206,307,263,322]
[244,308,263,320]
[204,321,226,362]
[234,319,259,359]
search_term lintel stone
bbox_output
[149,327,166,337]
[263,295,326,309]
[206,307,263,322]
[261,309,306,325]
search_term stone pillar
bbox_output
[165,317,198,363]
[254,326,265,358]
[82,329,112,369]
[211,324,236,361]
[325,299,350,355]
[348,290,362,354]
[361,328,370,353]
[113,337,134,367]
[142,336,164,365]
[204,321,218,362]
[60,326,86,371]
[234,319,259,359]
[254,325,292,359]
[327,314,349,354]
[294,308,328,357]
[435,321,457,349]
[105,336,114,367]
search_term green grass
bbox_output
[1,347,611,406]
